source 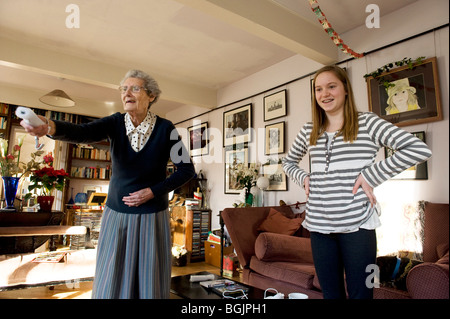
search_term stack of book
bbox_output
[70,165,111,179]
[72,144,111,160]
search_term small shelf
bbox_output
[65,142,112,208]
[72,157,111,163]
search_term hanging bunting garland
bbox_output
[309,0,364,58]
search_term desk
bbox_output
[0,211,64,254]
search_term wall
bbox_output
[169,1,449,232]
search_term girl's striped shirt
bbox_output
[282,112,432,233]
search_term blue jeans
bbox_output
[310,229,377,299]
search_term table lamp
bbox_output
[256,176,270,207]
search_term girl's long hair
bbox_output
[310,65,359,146]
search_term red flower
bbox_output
[43,153,54,165]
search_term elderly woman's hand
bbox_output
[123,187,154,207]
[20,115,55,137]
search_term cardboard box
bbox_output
[223,253,239,278]
[204,241,233,268]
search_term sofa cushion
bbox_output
[257,208,303,235]
[255,232,313,264]
[249,256,315,290]
[436,250,449,265]
[437,243,449,260]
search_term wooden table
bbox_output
[0,211,64,254]
[170,271,266,299]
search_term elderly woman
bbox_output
[20,70,195,299]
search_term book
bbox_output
[31,251,67,263]
[199,279,248,297]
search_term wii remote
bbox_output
[15,107,46,150]
[15,107,45,126]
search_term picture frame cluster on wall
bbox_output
[222,89,289,194]
[263,89,288,191]
[222,104,252,194]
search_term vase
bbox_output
[245,190,253,206]
[172,254,187,267]
[2,176,20,211]
[37,195,55,212]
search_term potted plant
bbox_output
[26,152,69,211]
[171,245,188,267]
[232,163,259,206]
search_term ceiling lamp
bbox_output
[39,89,75,107]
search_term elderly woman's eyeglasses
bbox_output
[118,85,148,94]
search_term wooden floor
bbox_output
[0,261,234,299]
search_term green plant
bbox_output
[27,153,69,196]
[232,163,259,193]
[364,56,426,89]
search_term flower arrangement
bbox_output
[0,136,43,177]
[232,162,259,193]
[27,153,69,196]
[171,245,188,259]
[231,163,259,207]
[171,245,188,266]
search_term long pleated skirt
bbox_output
[91,206,172,299]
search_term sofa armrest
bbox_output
[255,232,313,264]
[222,206,295,268]
[407,262,449,299]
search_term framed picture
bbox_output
[384,131,428,180]
[262,163,287,191]
[264,90,287,121]
[265,121,285,155]
[188,122,209,157]
[166,162,175,177]
[367,57,442,127]
[224,146,248,194]
[223,104,252,146]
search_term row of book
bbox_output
[0,117,7,130]
[0,103,10,115]
[191,210,210,257]
[70,165,111,180]
[72,145,111,161]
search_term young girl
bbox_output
[282,65,432,299]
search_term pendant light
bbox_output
[39,89,75,107]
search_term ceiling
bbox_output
[0,0,418,118]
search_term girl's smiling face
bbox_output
[314,71,347,116]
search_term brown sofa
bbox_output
[222,202,449,299]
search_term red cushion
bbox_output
[255,232,313,263]
[257,208,303,235]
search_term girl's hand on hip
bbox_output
[353,174,376,207]
[303,176,310,200]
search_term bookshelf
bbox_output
[68,143,111,180]
[0,103,11,139]
[0,102,110,213]
[171,206,211,262]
